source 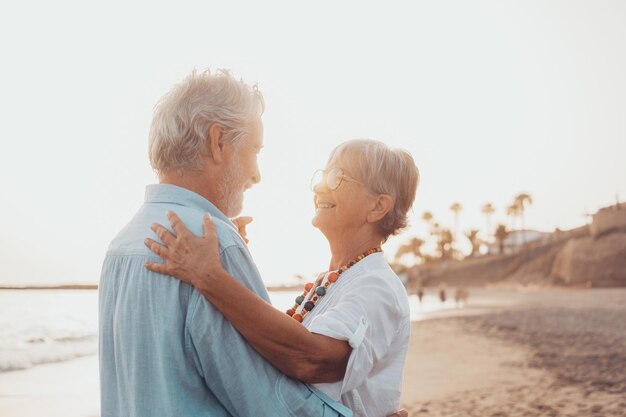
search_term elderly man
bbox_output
[99,69,352,417]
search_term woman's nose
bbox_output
[312,178,328,193]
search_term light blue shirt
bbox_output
[99,184,352,417]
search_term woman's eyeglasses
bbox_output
[310,167,364,191]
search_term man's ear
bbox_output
[208,123,226,163]
[367,194,394,223]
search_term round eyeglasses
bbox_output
[310,167,364,191]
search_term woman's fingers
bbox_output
[233,216,253,228]
[144,238,169,258]
[143,212,225,286]
[202,213,216,237]
[150,223,176,246]
[232,216,252,243]
[144,239,179,277]
[144,261,170,275]
[166,211,190,238]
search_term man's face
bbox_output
[219,119,263,217]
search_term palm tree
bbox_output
[514,193,533,243]
[420,212,435,254]
[506,204,520,230]
[494,224,509,255]
[506,204,521,249]
[395,237,425,265]
[465,229,481,257]
[449,202,462,239]
[481,203,495,238]
[434,228,454,260]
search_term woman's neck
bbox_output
[327,230,383,271]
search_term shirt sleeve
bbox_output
[185,244,352,417]
[306,273,404,393]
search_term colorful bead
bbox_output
[285,247,382,321]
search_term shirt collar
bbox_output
[144,184,235,228]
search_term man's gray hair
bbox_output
[149,69,264,176]
[329,139,420,240]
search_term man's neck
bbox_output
[159,171,226,214]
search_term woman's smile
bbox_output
[315,197,337,210]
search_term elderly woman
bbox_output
[145,139,419,417]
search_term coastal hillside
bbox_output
[406,227,626,289]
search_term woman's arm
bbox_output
[144,211,351,384]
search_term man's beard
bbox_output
[218,154,245,218]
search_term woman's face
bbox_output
[311,153,375,238]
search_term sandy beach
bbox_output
[0,354,99,417]
[1,288,625,417]
[401,288,626,416]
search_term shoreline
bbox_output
[401,288,626,416]
[2,288,625,417]
[0,355,99,417]
[0,285,98,290]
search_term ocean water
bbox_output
[0,289,463,374]
[270,291,463,322]
[0,290,98,373]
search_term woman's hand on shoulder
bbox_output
[232,216,253,244]
[144,211,225,290]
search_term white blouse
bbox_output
[297,252,410,417]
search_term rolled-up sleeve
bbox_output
[306,275,403,393]
[186,243,353,417]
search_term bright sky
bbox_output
[1,1,625,286]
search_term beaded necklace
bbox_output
[286,247,382,322]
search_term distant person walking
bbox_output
[417,287,424,303]
[438,284,447,303]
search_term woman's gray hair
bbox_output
[148,69,264,176]
[329,139,420,240]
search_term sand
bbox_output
[401,288,626,417]
[0,355,99,417]
[1,288,625,417]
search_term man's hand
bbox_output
[232,216,253,244]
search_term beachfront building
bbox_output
[486,202,626,256]
[487,229,551,255]
[591,202,626,237]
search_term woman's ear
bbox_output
[367,194,394,223]
[208,123,225,163]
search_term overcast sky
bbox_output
[1,0,625,286]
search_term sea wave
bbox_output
[0,289,99,373]
[0,333,97,373]
[0,289,466,373]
